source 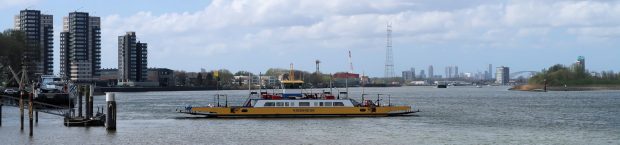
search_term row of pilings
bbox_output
[0,84,116,136]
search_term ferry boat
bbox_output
[178,92,417,118]
[179,61,416,118]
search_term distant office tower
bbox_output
[411,67,416,80]
[445,67,450,78]
[411,68,415,79]
[484,71,489,80]
[402,68,415,81]
[419,70,426,79]
[428,65,433,79]
[495,66,510,85]
[445,66,456,79]
[488,64,493,80]
[576,56,585,68]
[574,56,586,73]
[443,65,459,79]
[14,9,54,76]
[454,66,459,78]
[118,32,148,82]
[59,12,101,82]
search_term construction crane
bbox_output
[281,63,304,84]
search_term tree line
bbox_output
[529,64,620,86]
[172,68,344,89]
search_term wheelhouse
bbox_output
[252,99,356,107]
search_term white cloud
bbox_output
[98,0,620,74]
[504,0,620,27]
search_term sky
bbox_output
[1,0,619,77]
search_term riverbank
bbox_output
[510,84,620,91]
[94,86,216,94]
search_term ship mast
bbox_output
[361,71,365,97]
[248,72,252,92]
[289,63,295,81]
[345,50,354,98]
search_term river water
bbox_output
[1,86,619,144]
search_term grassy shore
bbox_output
[510,84,620,91]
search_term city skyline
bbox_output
[1,0,619,77]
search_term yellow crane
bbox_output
[281,63,304,84]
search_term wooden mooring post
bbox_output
[20,91,24,130]
[78,85,83,117]
[0,96,3,127]
[29,92,33,136]
[544,79,548,92]
[87,85,94,118]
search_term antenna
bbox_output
[345,51,351,98]
[329,73,333,94]
[348,50,354,73]
[361,71,365,96]
[384,22,395,80]
[289,63,294,81]
[315,59,321,87]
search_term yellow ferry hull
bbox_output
[182,106,416,117]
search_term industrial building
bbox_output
[495,66,510,85]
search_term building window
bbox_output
[334,102,345,106]
[299,102,310,106]
[325,102,333,107]
[264,102,275,107]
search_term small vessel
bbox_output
[436,84,447,88]
[63,112,106,127]
[36,75,74,108]
[178,91,417,118]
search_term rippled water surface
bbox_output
[1,86,619,144]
